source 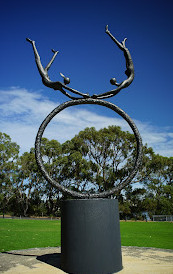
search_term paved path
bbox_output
[0,246,173,273]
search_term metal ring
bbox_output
[35,98,143,198]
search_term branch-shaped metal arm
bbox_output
[26,26,134,100]
[91,25,134,99]
[26,38,90,99]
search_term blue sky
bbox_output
[0,0,173,157]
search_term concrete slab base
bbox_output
[0,246,173,274]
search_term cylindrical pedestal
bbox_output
[61,199,122,274]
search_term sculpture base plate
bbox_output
[61,198,122,274]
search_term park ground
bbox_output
[0,246,173,273]
[0,219,173,273]
[0,218,173,252]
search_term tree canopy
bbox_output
[0,128,172,219]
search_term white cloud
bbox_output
[0,87,173,157]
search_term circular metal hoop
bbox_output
[35,98,143,198]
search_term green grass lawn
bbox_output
[0,219,61,252]
[120,221,173,250]
[0,219,172,252]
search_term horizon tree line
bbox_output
[0,127,172,219]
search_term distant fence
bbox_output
[0,215,60,221]
[153,215,173,222]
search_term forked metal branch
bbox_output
[26,25,134,100]
[93,25,134,99]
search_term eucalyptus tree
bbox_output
[40,138,63,215]
[0,132,20,217]
[1,128,171,218]
[142,154,173,217]
[16,149,41,216]
[61,126,137,195]
[16,138,64,216]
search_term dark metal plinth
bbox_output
[61,199,122,274]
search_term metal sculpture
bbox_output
[26,25,134,100]
[26,25,142,199]
[27,26,143,274]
